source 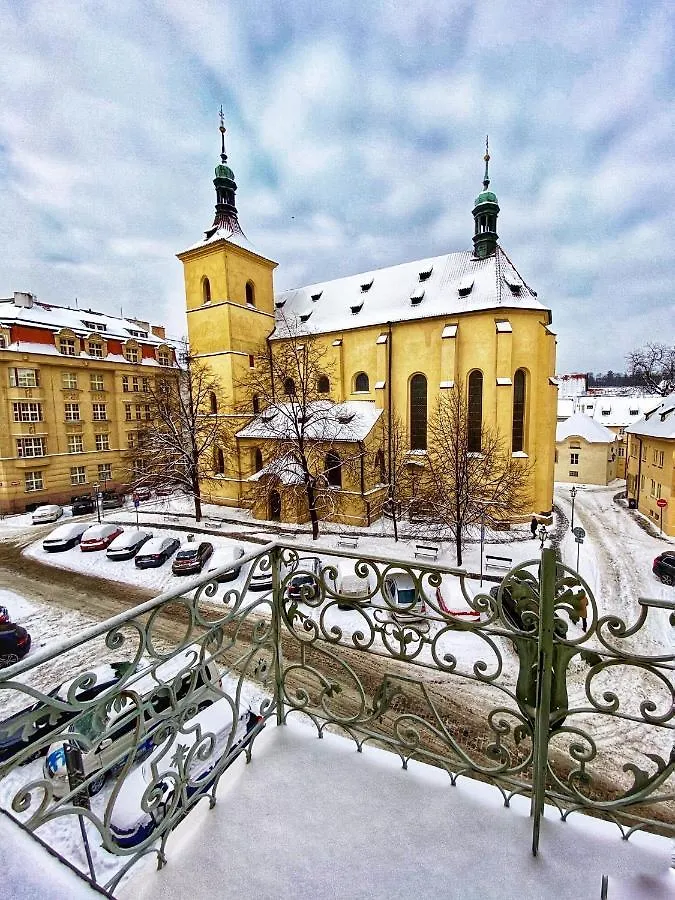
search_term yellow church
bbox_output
[178,121,557,528]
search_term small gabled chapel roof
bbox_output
[237,400,382,443]
[556,412,618,444]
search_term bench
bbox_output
[415,544,439,561]
[338,535,359,549]
[485,554,512,570]
[205,520,223,530]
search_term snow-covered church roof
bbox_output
[556,412,618,444]
[626,393,675,440]
[272,246,547,337]
[237,400,382,443]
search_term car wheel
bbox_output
[87,773,106,796]
[0,653,19,668]
[661,574,674,586]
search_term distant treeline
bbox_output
[586,371,642,388]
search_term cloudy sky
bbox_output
[0,1,672,373]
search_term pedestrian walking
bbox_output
[578,590,588,632]
[530,516,538,539]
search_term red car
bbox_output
[80,523,124,552]
[0,606,9,624]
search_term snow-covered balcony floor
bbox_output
[118,720,673,900]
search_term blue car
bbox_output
[110,699,264,847]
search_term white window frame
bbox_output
[10,368,39,388]
[62,372,78,390]
[67,434,84,454]
[98,463,112,481]
[64,403,81,422]
[16,437,45,458]
[25,471,44,492]
[95,433,110,451]
[13,402,42,422]
[92,403,107,421]
[70,466,87,486]
[90,374,104,391]
[59,338,77,356]
[88,341,103,358]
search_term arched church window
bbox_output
[203,277,211,304]
[209,391,218,414]
[512,369,526,453]
[467,371,483,453]
[254,448,263,472]
[409,374,427,451]
[354,372,369,392]
[246,281,255,306]
[283,378,296,396]
[252,394,260,414]
[213,447,225,474]
[317,375,330,394]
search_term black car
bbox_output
[133,486,152,502]
[0,622,31,667]
[0,661,135,764]
[71,494,95,515]
[101,490,126,510]
[653,552,675,586]
[135,536,181,569]
[172,542,214,576]
[285,557,321,600]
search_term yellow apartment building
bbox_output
[0,291,177,513]
[626,394,675,536]
[179,125,558,527]
[554,412,619,486]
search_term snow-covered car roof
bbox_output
[139,536,176,554]
[107,529,151,550]
[43,521,89,540]
[82,523,122,540]
[33,504,61,513]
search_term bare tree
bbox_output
[422,383,534,566]
[374,412,419,542]
[238,316,362,540]
[123,353,230,522]
[626,343,675,396]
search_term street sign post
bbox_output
[133,492,140,527]
[573,526,585,569]
[656,497,667,534]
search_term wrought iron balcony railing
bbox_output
[0,542,673,895]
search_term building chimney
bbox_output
[13,291,35,308]
[151,325,166,340]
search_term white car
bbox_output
[44,646,223,799]
[31,505,63,525]
[42,521,90,552]
[337,573,372,609]
[208,545,246,583]
[382,573,426,621]
[106,529,153,561]
[110,699,264,848]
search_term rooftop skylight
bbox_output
[337,412,355,424]
[275,299,287,309]
[410,288,425,306]
[311,292,322,302]
[300,311,313,323]
[351,301,364,315]
[418,267,433,282]
[458,275,474,296]
[360,278,374,292]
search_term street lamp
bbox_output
[93,481,101,524]
[538,524,547,549]
[570,486,577,531]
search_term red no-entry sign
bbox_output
[656,498,667,508]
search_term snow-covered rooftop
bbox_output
[272,246,547,337]
[248,453,306,485]
[0,296,170,346]
[237,400,383,442]
[589,396,661,428]
[626,393,675,440]
[181,226,263,257]
[557,398,575,420]
[556,412,618,444]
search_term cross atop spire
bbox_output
[219,105,228,163]
[483,135,490,191]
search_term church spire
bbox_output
[205,107,243,240]
[472,135,500,259]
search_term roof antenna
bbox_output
[74,296,79,309]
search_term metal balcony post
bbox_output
[271,544,285,726]
[531,546,556,855]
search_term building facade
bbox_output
[554,412,619,486]
[0,292,176,513]
[626,394,674,536]
[179,126,558,527]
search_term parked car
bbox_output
[337,572,372,610]
[135,536,181,569]
[133,486,152,502]
[44,647,222,798]
[249,557,292,593]
[0,622,31,667]
[71,494,96,516]
[382,573,426,622]
[285,557,322,600]
[106,529,153,561]
[207,545,246,583]
[101,490,126,510]
[0,661,136,764]
[172,542,214,576]
[31,505,63,525]
[42,521,90,553]
[653,552,675,586]
[154,484,177,497]
[80,523,124,552]
[110,699,264,848]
